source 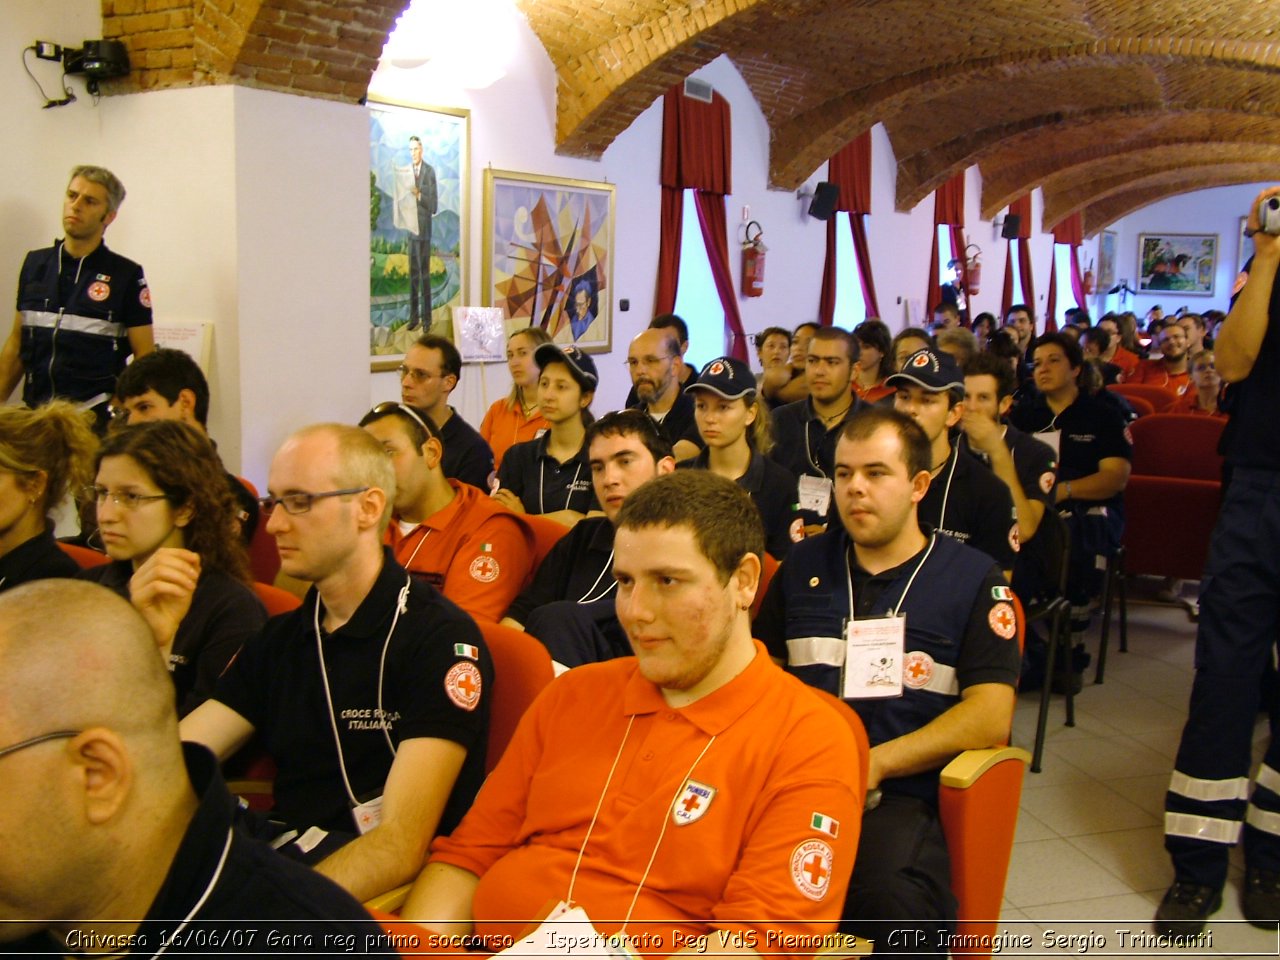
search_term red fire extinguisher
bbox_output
[964,244,982,296]
[741,221,766,298]
[1082,257,1096,295]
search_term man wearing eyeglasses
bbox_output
[626,328,703,462]
[179,424,493,903]
[0,580,396,953]
[399,334,495,491]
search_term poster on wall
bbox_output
[1098,231,1117,292]
[368,98,470,371]
[1137,232,1217,297]
[482,169,615,354]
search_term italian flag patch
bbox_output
[454,643,479,660]
[811,812,840,838]
[481,543,493,551]
[991,585,1014,601]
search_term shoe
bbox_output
[1050,668,1084,695]
[406,316,421,331]
[1243,868,1280,929]
[1154,881,1222,935]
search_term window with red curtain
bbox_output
[656,85,748,361]
[1000,195,1035,323]
[927,172,967,317]
[818,131,881,325]
[1044,213,1085,333]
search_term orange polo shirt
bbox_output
[1172,390,1227,419]
[853,379,894,404]
[385,480,534,623]
[1111,346,1140,377]
[430,643,862,956]
[1120,358,1190,395]
[482,399,549,472]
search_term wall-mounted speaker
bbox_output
[1000,214,1022,240]
[808,181,840,220]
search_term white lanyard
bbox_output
[402,527,431,569]
[844,533,938,620]
[149,828,234,958]
[802,417,826,477]
[577,549,617,603]
[566,715,717,936]
[540,458,584,514]
[314,576,411,807]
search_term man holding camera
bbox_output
[1158,186,1280,934]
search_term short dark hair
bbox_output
[1080,326,1111,354]
[413,333,462,380]
[853,319,893,379]
[754,326,791,353]
[987,328,1022,363]
[615,470,763,584]
[891,326,934,360]
[1033,332,1084,375]
[963,351,1017,402]
[358,401,441,451]
[838,406,931,479]
[584,409,673,464]
[1006,304,1032,320]
[811,325,858,362]
[650,314,689,349]
[114,349,210,427]
[934,302,961,321]
[794,321,820,337]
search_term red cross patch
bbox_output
[708,360,725,376]
[444,661,482,711]
[903,650,934,689]
[1008,522,1021,553]
[1039,470,1055,494]
[790,516,806,542]
[910,351,931,368]
[469,554,500,583]
[139,286,152,309]
[87,281,110,302]
[671,778,717,826]
[989,601,1017,640]
[790,839,835,901]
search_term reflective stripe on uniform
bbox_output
[1168,770,1251,803]
[1255,763,1280,797]
[919,661,960,696]
[787,636,844,667]
[22,309,127,339]
[1247,804,1280,837]
[1165,812,1243,844]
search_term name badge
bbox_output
[352,795,384,835]
[842,615,906,700]
[1037,429,1061,457]
[798,474,832,516]
[493,901,638,959]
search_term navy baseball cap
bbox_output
[535,343,598,390]
[885,348,963,392]
[688,356,756,400]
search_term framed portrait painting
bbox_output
[368,98,469,370]
[1137,232,1217,297]
[1098,230,1117,292]
[482,169,615,354]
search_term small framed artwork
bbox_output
[1098,230,1117,292]
[1238,216,1254,277]
[1137,232,1217,297]
[482,169,615,354]
[368,97,470,370]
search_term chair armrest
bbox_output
[365,882,413,914]
[939,746,1031,789]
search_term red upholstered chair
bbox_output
[251,581,303,616]
[1128,414,1226,480]
[1122,475,1220,581]
[58,541,111,569]
[1120,394,1156,418]
[237,475,282,585]
[522,513,573,569]
[1109,383,1179,413]
[750,551,780,620]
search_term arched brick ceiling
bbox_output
[101,0,1280,233]
[1082,165,1280,234]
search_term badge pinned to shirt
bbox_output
[797,474,832,516]
[87,281,110,302]
[672,779,716,826]
[842,615,906,699]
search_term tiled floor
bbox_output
[1000,598,1279,958]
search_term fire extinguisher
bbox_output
[741,221,766,298]
[1082,258,1096,295]
[964,243,982,296]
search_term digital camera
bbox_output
[1259,196,1280,235]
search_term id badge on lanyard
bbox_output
[494,902,638,959]
[353,795,384,835]
[841,615,906,699]
[1037,429,1061,457]
[798,474,832,515]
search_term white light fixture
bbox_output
[379,0,518,89]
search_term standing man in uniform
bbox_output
[400,334,495,491]
[407,136,437,332]
[1157,186,1280,933]
[0,166,154,427]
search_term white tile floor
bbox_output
[999,599,1280,958]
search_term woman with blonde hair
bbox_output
[0,400,98,591]
[82,420,265,715]
[680,356,798,559]
[481,326,554,471]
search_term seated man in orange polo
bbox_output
[1121,322,1191,395]
[360,402,533,623]
[402,470,863,956]
[1173,350,1227,418]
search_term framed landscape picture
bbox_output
[368,98,469,370]
[1137,232,1217,297]
[482,169,615,354]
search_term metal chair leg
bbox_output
[1032,608,1060,773]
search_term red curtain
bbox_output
[1042,213,1085,332]
[1045,256,1059,333]
[819,131,881,324]
[927,172,966,315]
[657,84,746,359]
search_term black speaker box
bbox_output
[1000,214,1022,240]
[808,182,840,220]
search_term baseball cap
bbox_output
[688,356,756,400]
[535,343,599,390]
[885,348,963,392]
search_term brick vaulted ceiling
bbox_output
[101,0,1280,234]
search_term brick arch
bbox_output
[1082,166,1278,235]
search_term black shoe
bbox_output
[1154,881,1222,935]
[1050,669,1084,695]
[1243,868,1280,929]
[407,316,421,331]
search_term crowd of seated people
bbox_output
[5,298,1235,955]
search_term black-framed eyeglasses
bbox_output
[82,486,170,510]
[0,730,81,761]
[368,401,433,439]
[257,487,369,516]
[396,364,437,384]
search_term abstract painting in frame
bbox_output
[368,98,469,370]
[482,169,615,354]
[1137,232,1217,297]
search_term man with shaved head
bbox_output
[0,580,392,954]
[180,424,492,903]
